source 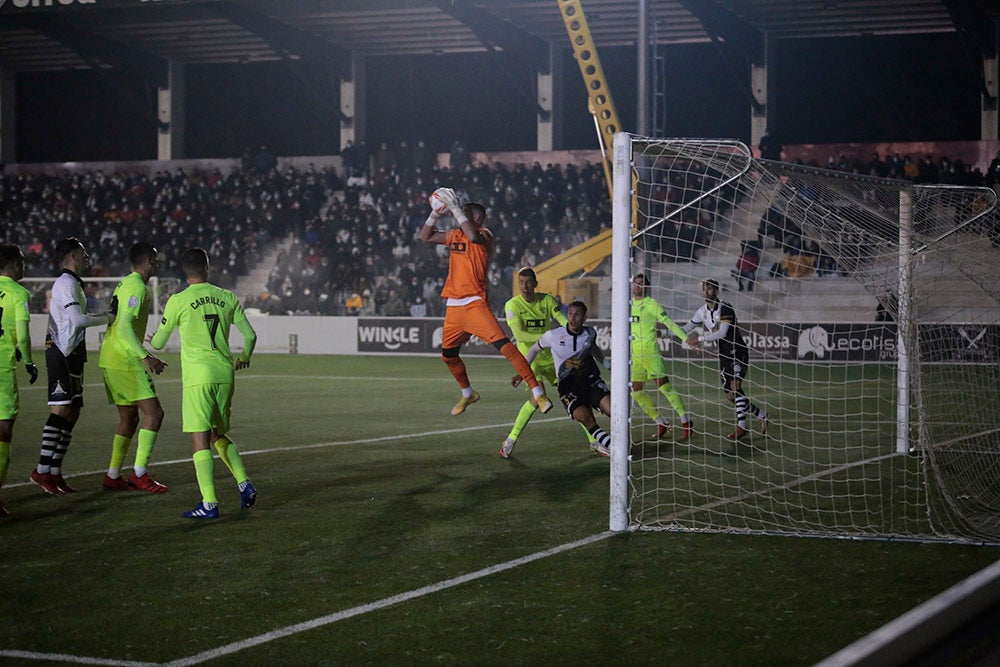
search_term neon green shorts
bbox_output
[102,368,157,406]
[630,344,667,383]
[517,343,558,389]
[529,353,558,389]
[182,382,234,434]
[0,369,19,421]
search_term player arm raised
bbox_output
[418,187,486,245]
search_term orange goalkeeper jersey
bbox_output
[441,226,494,301]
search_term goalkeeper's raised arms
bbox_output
[430,187,456,215]
[428,186,469,226]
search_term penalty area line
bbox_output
[164,530,616,666]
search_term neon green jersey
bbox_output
[151,282,256,386]
[0,276,32,370]
[504,292,567,348]
[99,272,151,370]
[630,296,687,350]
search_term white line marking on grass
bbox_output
[0,650,156,666]
[163,531,616,666]
[1,418,569,489]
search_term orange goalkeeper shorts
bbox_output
[440,299,508,350]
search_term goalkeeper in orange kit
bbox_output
[418,187,553,417]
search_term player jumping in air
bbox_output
[419,188,552,417]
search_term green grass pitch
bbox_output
[0,354,996,665]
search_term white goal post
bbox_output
[610,132,1000,544]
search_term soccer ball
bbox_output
[430,187,455,214]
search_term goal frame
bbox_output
[608,132,1000,537]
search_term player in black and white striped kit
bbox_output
[684,279,768,440]
[29,238,113,495]
[513,300,613,457]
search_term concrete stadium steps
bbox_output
[233,234,293,301]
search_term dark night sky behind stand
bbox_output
[12,32,979,164]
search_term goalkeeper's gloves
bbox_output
[429,187,456,215]
[25,363,38,385]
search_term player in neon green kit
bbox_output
[631,274,692,440]
[151,248,258,519]
[0,244,39,517]
[499,267,594,458]
[99,242,169,493]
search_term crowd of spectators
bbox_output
[788,150,997,187]
[6,137,999,319]
[259,142,612,317]
[0,154,336,309]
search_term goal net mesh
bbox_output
[618,136,1000,543]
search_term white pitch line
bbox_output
[163,531,616,666]
[0,650,156,666]
[1,417,568,488]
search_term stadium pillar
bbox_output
[340,53,367,152]
[982,45,998,140]
[537,43,563,151]
[750,36,776,152]
[0,69,14,163]
[157,60,185,160]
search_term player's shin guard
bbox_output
[442,353,470,389]
[658,382,687,421]
[499,342,538,389]
[632,389,660,420]
[44,414,74,474]
[214,436,249,484]
[108,433,131,476]
[133,429,158,475]
[508,400,536,441]
[588,424,611,450]
[735,394,750,429]
[192,449,218,504]
[37,413,72,473]
[0,441,10,488]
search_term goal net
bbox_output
[609,133,1000,544]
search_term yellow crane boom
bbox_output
[523,0,622,307]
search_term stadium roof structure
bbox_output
[0,0,997,75]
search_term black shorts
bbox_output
[557,373,610,416]
[719,358,748,390]
[46,342,86,407]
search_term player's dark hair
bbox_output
[517,267,537,282]
[54,237,84,263]
[0,242,23,272]
[181,247,209,278]
[568,300,588,314]
[703,279,720,290]
[129,242,158,267]
[467,202,486,221]
[634,273,650,286]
